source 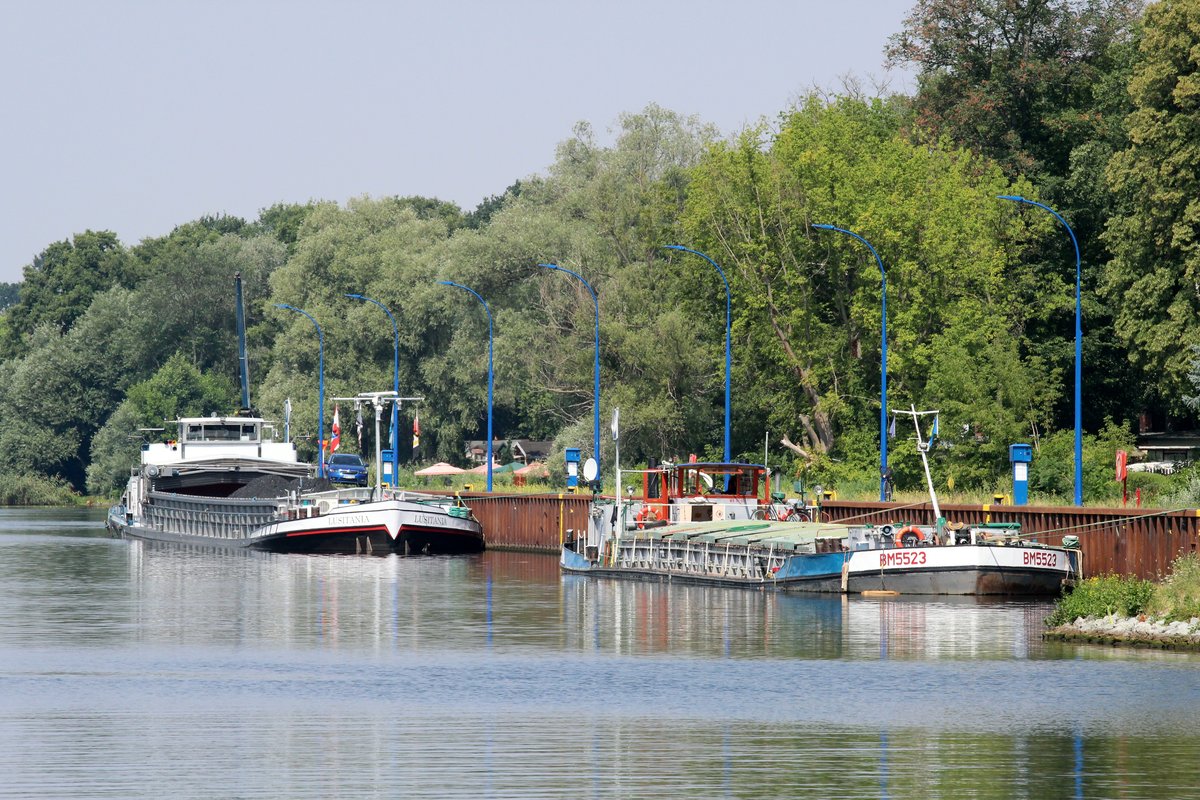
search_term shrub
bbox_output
[1149,553,1200,621]
[0,472,80,506]
[1046,573,1155,626]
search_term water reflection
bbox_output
[1,511,1200,798]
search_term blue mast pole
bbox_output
[812,224,888,502]
[663,245,732,466]
[998,195,1083,507]
[346,293,400,484]
[438,281,495,492]
[538,263,600,482]
[276,304,326,478]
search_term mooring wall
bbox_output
[456,492,1200,580]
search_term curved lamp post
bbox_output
[812,224,889,502]
[538,263,600,481]
[276,303,326,478]
[439,280,495,492]
[664,245,732,465]
[999,195,1083,506]
[346,293,400,484]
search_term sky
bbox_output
[0,0,916,284]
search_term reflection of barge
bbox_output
[107,413,484,555]
[561,461,1078,595]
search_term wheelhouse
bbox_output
[639,461,767,524]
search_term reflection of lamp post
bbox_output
[538,263,600,480]
[345,293,400,485]
[439,280,494,492]
[812,224,888,502]
[998,195,1083,507]
[276,303,326,478]
[664,245,731,465]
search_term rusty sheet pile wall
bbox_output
[459,492,1200,580]
[461,493,594,552]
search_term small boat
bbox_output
[106,274,483,556]
[561,456,1079,596]
[106,412,484,555]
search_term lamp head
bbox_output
[811,223,834,230]
[345,293,364,300]
[997,194,1027,203]
[537,263,559,272]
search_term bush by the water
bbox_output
[1046,573,1155,627]
[0,472,80,506]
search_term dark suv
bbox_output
[327,453,368,486]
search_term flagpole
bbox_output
[612,407,621,535]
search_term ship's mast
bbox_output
[235,273,251,411]
[893,405,942,522]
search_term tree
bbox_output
[888,0,1145,431]
[1103,0,1200,416]
[1,230,130,355]
[886,0,1142,183]
[86,353,235,496]
[682,95,1059,486]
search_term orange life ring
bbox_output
[897,525,925,548]
[636,507,659,530]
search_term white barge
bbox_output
[561,461,1079,595]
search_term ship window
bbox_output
[186,423,260,442]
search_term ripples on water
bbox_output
[1,508,1199,798]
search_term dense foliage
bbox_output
[4,1,1200,506]
[1045,572,1156,625]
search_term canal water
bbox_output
[2,508,1199,799]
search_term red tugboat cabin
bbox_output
[640,462,767,524]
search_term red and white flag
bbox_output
[329,405,341,453]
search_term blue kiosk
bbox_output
[565,447,581,492]
[1010,443,1033,505]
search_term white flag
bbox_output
[610,407,620,441]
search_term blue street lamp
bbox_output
[439,280,495,492]
[346,293,400,485]
[538,263,600,480]
[276,303,326,478]
[664,245,732,465]
[812,224,889,502]
[999,194,1083,506]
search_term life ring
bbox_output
[897,525,925,548]
[636,507,658,530]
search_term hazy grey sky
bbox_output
[0,0,915,284]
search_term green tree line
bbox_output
[6,0,1200,506]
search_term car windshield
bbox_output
[329,454,365,467]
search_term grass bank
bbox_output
[1046,553,1200,628]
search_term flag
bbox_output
[887,414,896,439]
[610,407,620,441]
[356,407,364,450]
[412,413,420,457]
[329,405,341,453]
[929,415,938,444]
[284,397,292,441]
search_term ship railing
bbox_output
[612,535,791,581]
